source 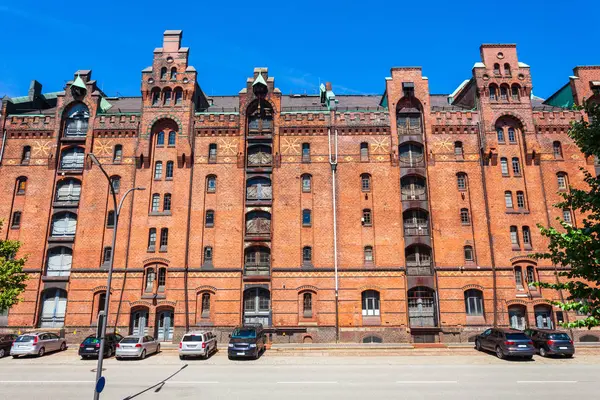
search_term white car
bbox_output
[178,331,217,360]
[115,335,160,360]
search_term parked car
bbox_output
[475,328,535,359]
[10,332,67,358]
[115,335,160,360]
[79,333,123,359]
[0,334,17,358]
[228,324,266,360]
[179,331,217,360]
[525,329,575,358]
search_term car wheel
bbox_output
[523,355,533,360]
[156,344,160,354]
[475,340,482,351]
[12,355,19,359]
[179,355,185,360]
[495,346,504,360]
[0,349,5,358]
[59,342,66,351]
[116,356,121,361]
[38,347,45,357]
[565,354,573,358]
[539,347,547,357]
[140,350,147,359]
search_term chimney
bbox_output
[28,80,42,100]
[325,82,332,91]
[163,30,182,52]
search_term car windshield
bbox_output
[121,337,140,344]
[16,335,36,342]
[506,333,529,340]
[549,333,571,340]
[183,335,203,342]
[83,337,100,345]
[231,329,256,339]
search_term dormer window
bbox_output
[402,82,415,97]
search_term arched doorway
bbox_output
[155,308,174,341]
[243,287,270,326]
[534,305,554,329]
[508,305,527,330]
[130,307,149,336]
[39,289,68,328]
[407,286,437,327]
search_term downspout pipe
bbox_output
[0,129,6,164]
[328,127,339,343]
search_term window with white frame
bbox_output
[361,290,380,316]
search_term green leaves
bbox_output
[0,221,29,313]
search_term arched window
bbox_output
[405,245,432,268]
[244,246,271,272]
[246,176,272,201]
[201,293,211,318]
[152,88,160,106]
[303,292,313,317]
[504,63,511,77]
[55,178,81,202]
[362,209,372,226]
[46,247,72,277]
[208,143,217,163]
[163,193,172,211]
[510,225,519,247]
[454,141,463,156]
[21,146,31,164]
[148,228,157,251]
[364,246,374,263]
[500,157,509,175]
[403,209,428,236]
[460,208,470,225]
[464,246,474,262]
[166,161,174,179]
[493,63,500,75]
[457,173,467,191]
[157,131,165,146]
[106,210,115,228]
[360,142,369,161]
[203,246,213,266]
[401,175,427,200]
[302,246,312,267]
[207,175,217,193]
[110,176,121,194]
[361,173,371,192]
[60,147,85,170]
[113,144,123,163]
[301,174,311,193]
[160,228,169,250]
[163,88,172,105]
[522,226,532,247]
[489,84,498,101]
[151,193,160,212]
[168,131,176,146]
[302,209,312,227]
[170,67,177,80]
[508,127,516,143]
[497,127,505,142]
[158,267,167,291]
[511,84,520,101]
[160,67,167,80]
[16,177,27,195]
[516,191,525,209]
[96,292,106,316]
[505,191,513,208]
[512,157,521,175]
[302,143,311,162]
[64,103,89,137]
[500,85,508,101]
[145,267,156,292]
[11,211,21,229]
[361,290,380,316]
[102,246,112,264]
[399,143,424,167]
[174,89,183,105]
[51,212,77,237]
[557,172,567,190]
[245,210,271,237]
[154,161,163,179]
[464,289,483,315]
[553,141,562,159]
[205,210,215,227]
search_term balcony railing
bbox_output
[406,266,433,276]
[406,258,431,268]
[244,263,271,276]
[397,125,422,135]
[246,186,272,201]
[60,159,84,171]
[247,153,272,167]
[55,194,81,203]
[401,191,427,201]
[399,156,424,167]
[248,119,272,133]
[404,225,429,236]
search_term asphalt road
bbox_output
[0,350,598,399]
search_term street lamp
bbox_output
[88,153,145,399]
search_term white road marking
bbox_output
[167,381,220,384]
[396,381,458,384]
[517,381,577,384]
[0,381,95,384]
[277,381,338,384]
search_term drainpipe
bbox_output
[0,129,6,164]
[328,127,339,343]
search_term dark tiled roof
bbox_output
[103,97,142,114]
[430,94,472,111]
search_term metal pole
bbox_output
[88,153,144,400]
[328,128,339,343]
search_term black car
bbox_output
[228,324,266,360]
[79,333,123,359]
[525,328,574,358]
[475,328,535,359]
[0,334,17,358]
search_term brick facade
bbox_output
[1,32,599,343]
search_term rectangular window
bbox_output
[500,159,509,176]
[522,226,531,247]
[516,192,525,209]
[154,161,163,179]
[11,211,21,228]
[151,195,160,212]
[160,229,168,250]
[303,293,313,317]
[158,268,166,289]
[201,293,211,318]
[360,143,369,161]
[302,209,311,227]
[563,209,572,224]
[512,158,521,175]
[362,209,372,226]
[103,247,112,264]
[514,267,523,288]
[166,161,174,179]
[208,144,217,163]
[302,143,310,163]
[510,226,519,247]
[302,247,312,265]
[505,192,513,208]
[557,174,567,190]
[163,194,171,212]
[302,175,311,192]
[205,211,215,227]
[508,128,516,143]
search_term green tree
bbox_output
[535,101,600,328]
[0,220,28,313]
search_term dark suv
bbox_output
[525,329,574,358]
[228,324,266,360]
[79,333,123,359]
[475,328,535,359]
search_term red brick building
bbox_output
[1,31,599,343]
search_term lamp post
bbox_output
[88,153,144,400]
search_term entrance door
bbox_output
[156,310,174,341]
[243,288,270,326]
[39,289,68,328]
[131,309,149,336]
[535,307,553,329]
[407,287,437,327]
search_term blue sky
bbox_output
[1,0,599,100]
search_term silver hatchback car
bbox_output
[115,335,160,360]
[179,331,217,360]
[10,332,67,358]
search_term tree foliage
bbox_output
[0,220,28,313]
[534,101,600,328]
